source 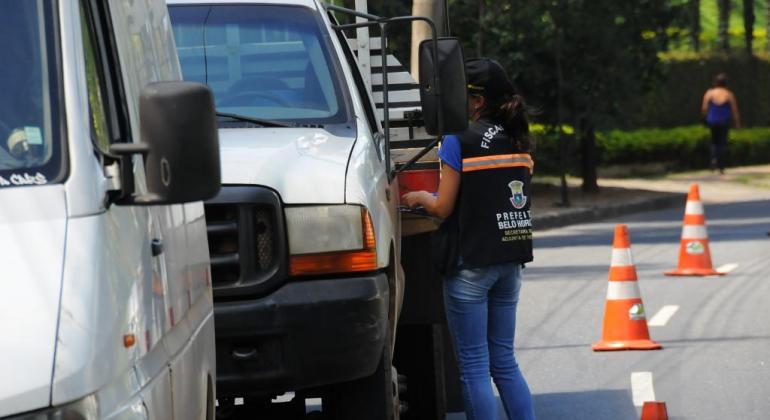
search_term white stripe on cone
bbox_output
[685,201,704,215]
[606,281,642,300]
[682,225,708,239]
[611,248,634,267]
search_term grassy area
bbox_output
[733,172,770,188]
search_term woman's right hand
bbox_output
[401,191,431,208]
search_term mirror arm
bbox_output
[325,4,381,22]
[391,137,441,179]
[108,143,159,205]
[381,23,392,182]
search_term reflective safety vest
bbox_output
[450,119,534,267]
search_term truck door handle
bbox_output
[151,239,164,257]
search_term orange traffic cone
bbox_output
[665,184,723,276]
[593,225,662,351]
[640,401,668,420]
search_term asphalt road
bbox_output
[222,197,770,420]
[474,198,770,420]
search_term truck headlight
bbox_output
[285,205,377,276]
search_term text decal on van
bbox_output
[0,172,48,188]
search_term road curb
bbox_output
[534,192,686,231]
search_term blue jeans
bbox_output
[444,262,535,420]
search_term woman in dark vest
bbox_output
[403,58,536,420]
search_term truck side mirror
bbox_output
[111,81,221,205]
[418,37,468,136]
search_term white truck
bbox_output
[0,0,220,419]
[166,0,466,418]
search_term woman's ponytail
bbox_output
[496,94,533,152]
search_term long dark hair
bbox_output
[714,73,728,87]
[482,94,533,152]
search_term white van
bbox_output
[0,1,220,419]
[166,0,466,418]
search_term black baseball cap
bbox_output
[465,58,515,100]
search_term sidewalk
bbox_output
[532,164,770,230]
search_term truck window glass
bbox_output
[168,4,350,126]
[0,0,64,186]
[80,3,110,153]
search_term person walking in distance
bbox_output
[402,58,536,420]
[701,73,741,174]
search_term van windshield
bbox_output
[169,4,351,127]
[0,1,63,188]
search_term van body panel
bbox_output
[168,302,215,420]
[107,0,183,131]
[40,0,216,417]
[103,395,149,420]
[1,0,215,417]
[0,185,67,418]
[52,211,151,405]
[217,128,352,204]
[138,367,173,420]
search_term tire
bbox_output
[323,331,398,420]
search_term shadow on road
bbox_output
[533,389,637,420]
[534,199,770,249]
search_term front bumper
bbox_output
[214,273,389,397]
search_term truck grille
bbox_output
[204,187,287,299]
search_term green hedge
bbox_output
[533,125,770,175]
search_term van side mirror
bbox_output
[110,81,221,205]
[418,37,468,136]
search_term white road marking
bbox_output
[717,263,739,274]
[648,305,680,327]
[234,397,244,406]
[272,392,296,403]
[631,372,656,407]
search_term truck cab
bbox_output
[166,0,466,418]
[0,1,219,418]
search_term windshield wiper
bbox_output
[216,112,291,128]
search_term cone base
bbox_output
[641,401,669,420]
[592,339,662,351]
[665,268,724,277]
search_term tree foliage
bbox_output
[448,0,674,190]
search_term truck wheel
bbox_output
[324,332,398,420]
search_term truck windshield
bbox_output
[0,0,63,188]
[169,4,351,127]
